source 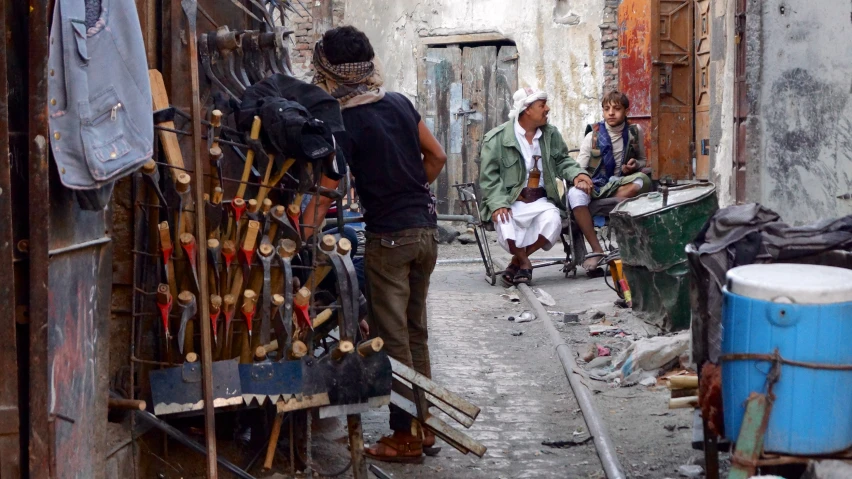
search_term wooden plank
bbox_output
[0,1,21,475]
[149,69,187,182]
[421,32,507,46]
[462,46,497,204]
[423,47,462,214]
[492,46,519,132]
[727,393,771,479]
[389,357,480,420]
[390,392,487,457]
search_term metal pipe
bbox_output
[436,257,566,266]
[515,282,626,479]
[47,237,112,257]
[135,411,257,479]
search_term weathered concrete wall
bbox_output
[715,0,852,224]
[342,0,608,146]
[707,0,736,207]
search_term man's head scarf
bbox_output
[312,40,386,109]
[508,87,548,120]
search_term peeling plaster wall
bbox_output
[708,0,736,207]
[714,0,852,223]
[752,0,852,224]
[342,0,607,146]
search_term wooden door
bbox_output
[694,0,711,180]
[619,0,694,181]
[419,47,462,214]
[418,45,518,214]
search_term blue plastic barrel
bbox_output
[722,264,852,455]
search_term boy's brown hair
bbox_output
[601,91,630,109]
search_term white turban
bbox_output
[508,87,548,119]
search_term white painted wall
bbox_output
[342,0,608,147]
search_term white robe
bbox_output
[495,120,563,252]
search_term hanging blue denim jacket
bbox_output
[47,0,153,197]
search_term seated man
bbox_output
[479,87,593,285]
[569,91,651,275]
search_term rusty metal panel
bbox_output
[0,0,22,475]
[618,0,653,170]
[47,177,113,479]
[654,0,694,180]
[694,0,711,180]
[619,0,694,180]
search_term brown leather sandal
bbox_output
[364,434,425,464]
[423,430,442,456]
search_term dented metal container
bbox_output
[611,183,718,331]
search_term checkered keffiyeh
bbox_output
[312,40,385,108]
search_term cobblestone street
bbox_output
[361,264,604,479]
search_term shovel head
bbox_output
[149,359,243,416]
[320,351,393,406]
[239,357,327,407]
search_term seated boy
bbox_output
[568,91,651,275]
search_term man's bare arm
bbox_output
[419,120,448,184]
[302,173,340,240]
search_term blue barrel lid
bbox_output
[727,264,852,304]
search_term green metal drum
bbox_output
[610,183,718,331]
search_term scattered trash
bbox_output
[589,324,622,335]
[541,436,593,448]
[587,332,690,384]
[532,287,556,306]
[581,344,597,363]
[586,356,612,369]
[639,376,658,387]
[596,344,611,357]
[500,290,521,303]
[586,308,606,320]
[677,464,704,478]
[511,331,524,337]
[514,311,536,323]
[563,313,580,323]
[547,310,565,316]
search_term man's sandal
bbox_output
[513,268,533,285]
[423,431,442,456]
[501,264,519,287]
[364,435,425,464]
[583,253,607,278]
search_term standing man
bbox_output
[313,26,447,462]
[568,91,651,275]
[479,87,592,285]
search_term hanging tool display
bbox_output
[133,14,486,471]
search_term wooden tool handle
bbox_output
[223,294,237,312]
[667,376,698,390]
[312,308,334,329]
[358,338,384,357]
[210,295,222,314]
[212,187,224,205]
[242,289,258,310]
[178,291,194,306]
[289,341,307,359]
[331,340,354,361]
[108,398,147,411]
[236,116,262,199]
[156,284,171,304]
[277,239,297,259]
[263,408,285,470]
[186,352,198,363]
[320,234,336,252]
[669,396,698,409]
[294,288,311,307]
[176,173,191,194]
[141,159,157,175]
[336,238,352,256]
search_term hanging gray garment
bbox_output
[47,0,153,196]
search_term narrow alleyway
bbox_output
[361,264,604,479]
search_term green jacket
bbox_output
[478,122,586,222]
